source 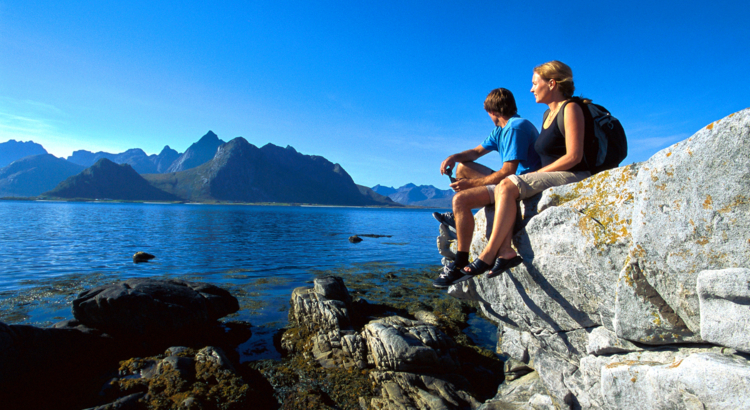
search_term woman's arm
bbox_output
[536,102,585,173]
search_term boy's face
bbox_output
[487,111,502,127]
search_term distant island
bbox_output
[0,133,450,207]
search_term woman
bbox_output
[460,60,592,278]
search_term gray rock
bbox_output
[288,285,351,334]
[586,326,642,355]
[368,371,480,410]
[601,351,750,410]
[363,316,459,373]
[697,268,750,353]
[440,109,750,408]
[348,235,363,243]
[72,278,239,336]
[568,346,737,409]
[313,275,352,304]
[438,223,457,259]
[503,358,534,381]
[195,346,235,372]
[628,110,750,335]
[614,262,700,344]
[479,372,556,410]
[285,276,361,369]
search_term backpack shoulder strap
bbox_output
[556,97,586,136]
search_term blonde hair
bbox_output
[534,61,575,98]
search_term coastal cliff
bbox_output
[440,108,750,408]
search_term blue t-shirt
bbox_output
[481,116,541,175]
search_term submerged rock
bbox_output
[72,278,239,337]
[132,251,155,263]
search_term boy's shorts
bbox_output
[485,170,591,202]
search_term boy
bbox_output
[433,88,540,288]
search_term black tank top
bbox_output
[534,110,589,172]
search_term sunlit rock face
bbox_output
[443,108,750,408]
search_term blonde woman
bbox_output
[460,61,592,279]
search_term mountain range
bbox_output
[0,140,47,168]
[0,132,404,206]
[371,183,454,207]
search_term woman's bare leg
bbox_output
[473,178,520,265]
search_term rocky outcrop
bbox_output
[441,108,750,408]
[282,275,499,409]
[0,279,246,409]
[95,346,254,410]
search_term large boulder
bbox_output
[363,316,459,373]
[0,321,114,408]
[442,108,750,408]
[72,278,239,337]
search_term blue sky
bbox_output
[1,1,748,189]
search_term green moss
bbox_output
[114,349,250,410]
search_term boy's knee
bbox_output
[454,162,477,179]
[452,191,469,209]
[495,178,516,199]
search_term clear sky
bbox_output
[1,1,748,189]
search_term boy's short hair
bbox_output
[484,88,517,117]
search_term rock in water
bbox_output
[444,108,750,408]
[348,235,363,243]
[72,278,239,336]
[132,251,155,262]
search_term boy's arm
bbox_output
[440,145,490,175]
[450,160,519,191]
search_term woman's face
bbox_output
[531,72,552,104]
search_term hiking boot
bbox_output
[432,262,464,288]
[432,211,456,229]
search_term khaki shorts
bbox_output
[485,170,591,202]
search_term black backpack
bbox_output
[543,97,627,174]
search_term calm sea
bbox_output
[0,200,501,360]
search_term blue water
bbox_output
[1,200,491,359]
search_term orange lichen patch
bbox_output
[703,195,713,210]
[668,359,684,368]
[706,121,717,130]
[687,148,693,156]
[717,195,749,214]
[651,175,659,182]
[630,376,637,382]
[666,152,672,157]
[655,184,667,191]
[651,312,662,326]
[632,244,647,259]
